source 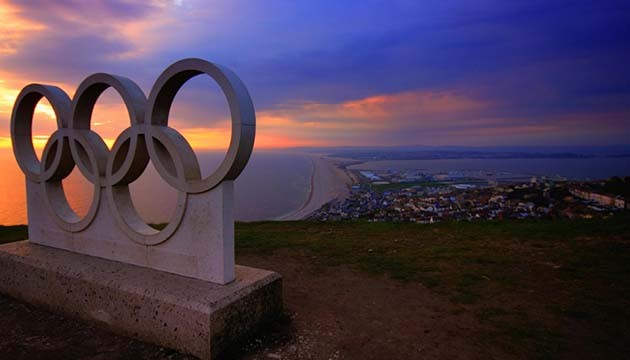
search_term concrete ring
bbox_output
[70,73,147,183]
[145,58,255,194]
[105,127,186,245]
[105,126,149,187]
[41,180,101,233]
[71,73,147,129]
[105,184,187,246]
[69,129,109,184]
[38,130,74,182]
[10,84,72,182]
[105,125,187,245]
[40,133,101,232]
[145,125,201,192]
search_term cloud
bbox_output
[0,0,628,149]
[252,90,490,147]
[255,90,630,147]
[263,90,486,124]
[0,1,46,55]
[296,91,485,120]
[0,0,171,84]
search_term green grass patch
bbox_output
[369,180,445,192]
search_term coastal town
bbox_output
[310,167,630,223]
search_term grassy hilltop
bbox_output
[1,216,629,359]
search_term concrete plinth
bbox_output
[0,241,282,359]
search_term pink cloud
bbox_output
[271,90,486,122]
[254,91,629,147]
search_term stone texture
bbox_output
[27,179,236,284]
[0,241,283,359]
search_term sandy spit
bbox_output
[276,155,355,220]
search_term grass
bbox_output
[369,180,445,192]
[0,226,28,245]
[3,214,630,358]
[368,178,490,192]
[234,214,630,358]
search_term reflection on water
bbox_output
[0,150,312,225]
[0,152,28,224]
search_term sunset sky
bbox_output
[0,0,629,149]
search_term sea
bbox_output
[0,150,312,225]
[348,158,630,181]
[1,151,629,226]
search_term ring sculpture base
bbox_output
[0,241,282,359]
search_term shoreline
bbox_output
[276,155,354,220]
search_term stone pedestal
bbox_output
[0,241,282,359]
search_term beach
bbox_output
[277,155,355,220]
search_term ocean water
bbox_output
[4,152,628,226]
[348,158,630,180]
[0,150,312,225]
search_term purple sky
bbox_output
[1,0,629,148]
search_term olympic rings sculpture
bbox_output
[10,58,255,245]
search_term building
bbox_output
[570,189,626,209]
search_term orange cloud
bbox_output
[339,91,485,118]
[0,67,76,113]
[0,0,177,66]
[112,4,178,60]
[250,90,490,147]
[0,1,46,55]
[0,70,63,155]
[179,126,231,150]
[275,90,486,122]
